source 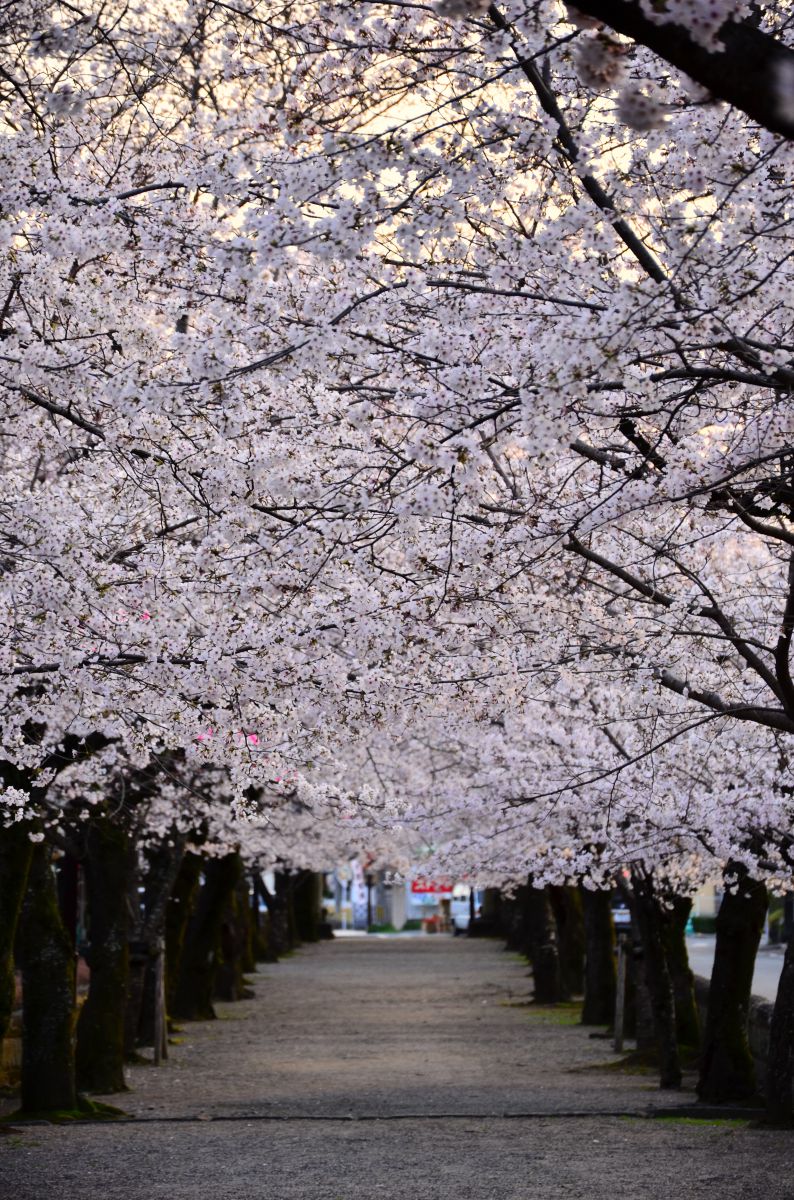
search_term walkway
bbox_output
[3,938,791,1199]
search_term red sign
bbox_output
[411,877,453,895]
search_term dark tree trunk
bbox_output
[766,935,794,1125]
[265,870,295,958]
[549,885,585,1000]
[0,822,34,1043]
[16,843,77,1114]
[76,819,135,1093]
[662,895,700,1050]
[525,886,563,1004]
[501,886,526,953]
[251,874,272,962]
[630,873,681,1089]
[172,853,241,1020]
[629,935,656,1051]
[698,865,767,1103]
[165,851,203,1014]
[215,864,254,1002]
[293,871,323,944]
[582,888,616,1025]
[239,878,256,973]
[253,876,279,962]
[56,853,79,951]
[133,835,188,1048]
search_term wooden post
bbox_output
[614,932,628,1053]
[154,939,166,1066]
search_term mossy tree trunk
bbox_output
[549,885,585,1000]
[0,822,34,1043]
[582,888,616,1025]
[662,895,700,1050]
[215,866,254,1002]
[630,872,681,1089]
[76,817,136,1093]
[698,864,767,1103]
[525,886,563,1004]
[172,853,241,1020]
[165,851,203,1014]
[16,843,77,1114]
[766,934,794,1125]
[293,871,323,944]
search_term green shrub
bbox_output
[691,915,717,934]
[402,918,423,931]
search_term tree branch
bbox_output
[571,1,794,140]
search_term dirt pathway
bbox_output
[2,936,791,1199]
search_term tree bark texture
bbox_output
[0,822,34,1043]
[132,835,188,1048]
[165,851,202,1013]
[172,853,241,1021]
[766,934,794,1125]
[661,895,700,1050]
[630,873,681,1089]
[549,885,585,1000]
[697,866,767,1103]
[76,818,135,1093]
[581,888,616,1025]
[293,871,323,945]
[525,886,563,1004]
[16,844,77,1113]
[215,865,255,1002]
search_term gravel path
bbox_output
[2,936,791,1199]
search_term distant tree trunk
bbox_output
[525,886,563,1004]
[266,869,295,957]
[630,872,681,1089]
[293,871,323,944]
[239,878,257,972]
[253,876,279,962]
[165,851,202,1014]
[662,895,700,1049]
[251,874,272,961]
[16,843,77,1113]
[0,822,34,1043]
[549,885,585,999]
[215,866,254,1002]
[582,888,616,1025]
[698,865,767,1103]
[502,886,527,953]
[481,888,503,933]
[76,818,135,1093]
[766,935,794,1125]
[630,942,656,1049]
[172,853,241,1020]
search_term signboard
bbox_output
[411,877,453,895]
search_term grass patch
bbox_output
[2,1096,126,1124]
[653,1116,750,1130]
[523,1001,583,1026]
[576,1049,656,1075]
